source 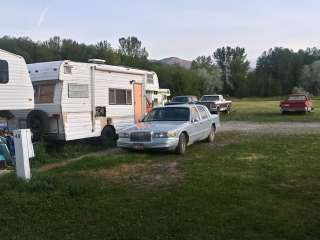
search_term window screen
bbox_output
[197,106,208,119]
[64,65,72,74]
[147,73,154,84]
[191,107,200,121]
[0,60,9,84]
[34,84,55,104]
[68,84,89,98]
[109,89,116,104]
[109,89,132,105]
[126,90,132,104]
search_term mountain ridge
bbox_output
[156,57,192,69]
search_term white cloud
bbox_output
[37,7,49,28]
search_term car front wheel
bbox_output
[176,133,187,155]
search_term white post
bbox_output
[13,129,34,180]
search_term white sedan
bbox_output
[117,104,220,154]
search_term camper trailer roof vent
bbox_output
[88,59,106,64]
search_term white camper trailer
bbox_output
[13,60,167,141]
[0,49,34,121]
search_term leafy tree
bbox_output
[299,61,320,95]
[213,46,250,96]
[118,36,148,59]
[117,36,149,68]
[191,56,222,94]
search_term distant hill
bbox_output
[157,57,192,69]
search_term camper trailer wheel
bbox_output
[27,110,49,141]
[100,126,117,147]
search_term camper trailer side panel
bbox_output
[0,50,34,111]
[60,62,98,141]
[95,70,144,131]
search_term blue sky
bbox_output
[1,0,319,64]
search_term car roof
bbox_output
[289,93,306,96]
[154,104,202,109]
[172,95,197,98]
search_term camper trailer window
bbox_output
[64,65,72,74]
[147,73,154,84]
[116,89,126,105]
[126,90,132,104]
[0,60,9,84]
[68,84,89,98]
[34,84,55,104]
[109,89,132,105]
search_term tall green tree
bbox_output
[213,46,250,96]
[299,60,320,95]
[191,56,222,94]
[118,36,149,68]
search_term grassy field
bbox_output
[1,132,320,240]
[221,99,320,122]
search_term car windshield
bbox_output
[143,107,190,122]
[288,95,306,101]
[200,95,219,101]
[171,96,189,103]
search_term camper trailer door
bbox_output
[134,83,143,122]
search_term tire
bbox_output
[225,105,231,114]
[207,125,216,143]
[176,133,187,155]
[100,125,117,147]
[27,110,49,141]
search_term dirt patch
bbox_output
[38,148,122,172]
[0,169,12,177]
[219,121,320,135]
[92,161,184,187]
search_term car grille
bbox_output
[201,102,215,109]
[130,132,151,142]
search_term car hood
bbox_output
[122,121,188,133]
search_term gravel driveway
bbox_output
[219,121,320,134]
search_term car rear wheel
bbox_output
[207,125,216,143]
[224,105,231,114]
[176,133,187,155]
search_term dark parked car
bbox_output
[198,95,232,114]
[165,96,198,105]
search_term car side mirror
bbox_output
[191,118,199,123]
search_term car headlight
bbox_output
[153,131,177,138]
[118,132,129,138]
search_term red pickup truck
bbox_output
[280,94,313,114]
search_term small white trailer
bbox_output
[0,49,34,118]
[0,49,34,179]
[12,59,168,142]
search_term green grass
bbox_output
[31,139,109,167]
[1,132,320,239]
[221,99,320,122]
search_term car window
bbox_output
[172,96,188,103]
[200,95,219,101]
[288,95,306,101]
[191,107,200,122]
[197,106,209,119]
[143,107,190,122]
